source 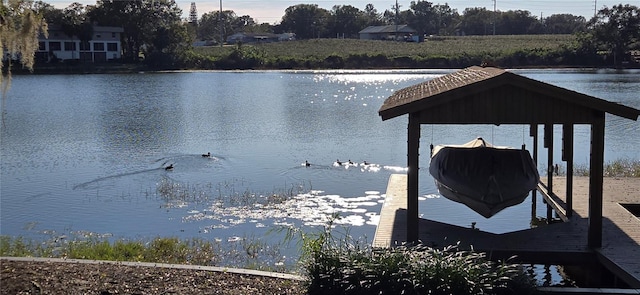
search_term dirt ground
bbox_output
[1,259,307,294]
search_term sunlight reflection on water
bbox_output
[1,69,638,280]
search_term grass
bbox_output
[194,35,577,60]
[2,216,539,294]
[0,234,291,272]
[558,158,640,177]
[1,236,214,265]
[189,35,581,69]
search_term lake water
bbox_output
[1,69,639,271]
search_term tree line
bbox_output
[276,3,588,39]
[2,0,639,69]
[192,2,590,42]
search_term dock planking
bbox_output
[373,174,640,288]
[553,177,640,289]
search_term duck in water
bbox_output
[304,160,311,167]
[165,164,174,170]
[202,152,211,157]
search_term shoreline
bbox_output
[15,64,640,76]
[3,177,638,293]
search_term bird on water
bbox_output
[165,164,174,170]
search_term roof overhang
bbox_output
[378,66,640,125]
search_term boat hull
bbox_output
[428,138,539,218]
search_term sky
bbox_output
[47,0,630,24]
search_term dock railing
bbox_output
[537,181,570,222]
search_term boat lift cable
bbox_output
[522,125,526,150]
[491,125,494,145]
[430,125,434,157]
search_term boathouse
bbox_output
[375,66,640,287]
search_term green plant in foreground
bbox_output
[289,216,536,295]
[0,236,36,257]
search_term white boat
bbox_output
[428,138,539,218]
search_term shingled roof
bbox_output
[378,66,640,124]
[359,25,417,34]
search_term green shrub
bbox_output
[324,54,345,69]
[293,218,537,295]
[215,43,266,69]
[267,56,301,69]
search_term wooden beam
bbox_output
[537,182,569,222]
[588,112,605,248]
[407,112,420,244]
[530,124,538,219]
[545,123,554,222]
[563,124,574,218]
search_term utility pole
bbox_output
[594,0,597,17]
[219,0,223,47]
[395,0,399,41]
[189,2,197,24]
[492,0,496,35]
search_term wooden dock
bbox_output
[373,174,640,288]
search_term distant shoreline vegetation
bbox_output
[574,158,640,178]
[26,35,639,73]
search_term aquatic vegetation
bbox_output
[155,177,384,228]
[155,177,309,208]
[0,234,291,272]
[54,178,380,271]
[155,177,215,206]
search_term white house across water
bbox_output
[36,25,124,63]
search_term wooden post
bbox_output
[588,112,605,249]
[563,124,574,218]
[545,123,553,222]
[530,124,538,218]
[407,112,420,244]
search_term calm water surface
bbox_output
[1,69,639,269]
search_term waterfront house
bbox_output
[358,25,419,41]
[36,25,124,63]
[226,32,295,44]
